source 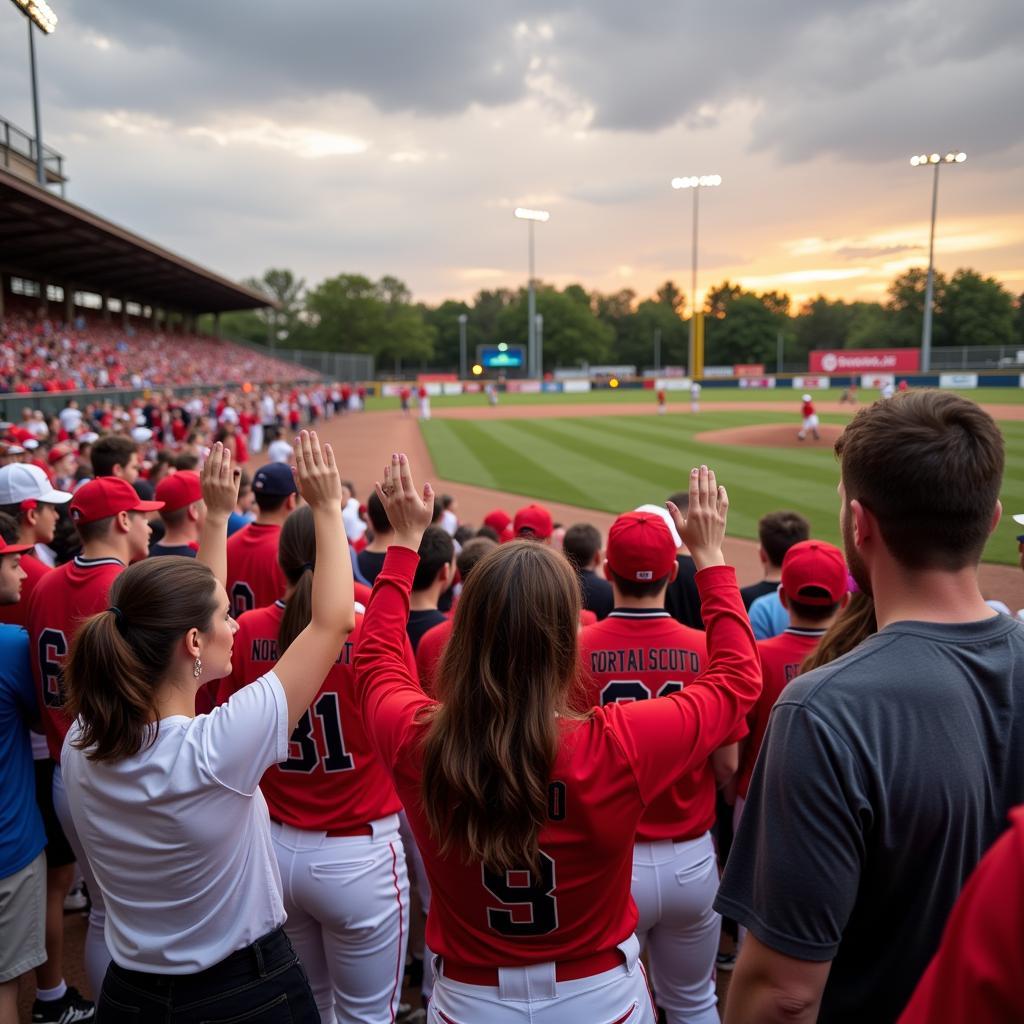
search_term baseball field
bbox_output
[412,390,1024,569]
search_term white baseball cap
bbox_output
[1013,514,1024,527]
[802,393,812,402]
[131,426,153,443]
[0,464,73,506]
[634,503,683,548]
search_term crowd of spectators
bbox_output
[0,314,317,393]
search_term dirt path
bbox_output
[254,407,1024,609]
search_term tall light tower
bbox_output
[514,207,550,378]
[457,312,468,380]
[8,0,58,188]
[671,174,721,376]
[909,151,966,372]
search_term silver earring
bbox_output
[193,656,203,679]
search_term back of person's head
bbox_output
[801,591,877,673]
[64,557,219,763]
[562,523,602,573]
[835,391,1003,571]
[0,510,18,544]
[476,524,501,543]
[456,536,497,582]
[758,510,810,567]
[173,452,200,472]
[454,524,475,546]
[441,494,456,511]
[413,526,455,591]
[252,462,298,514]
[366,491,392,536]
[90,435,136,477]
[422,541,585,872]
[277,506,315,653]
[604,511,677,598]
[780,540,847,624]
[666,490,690,514]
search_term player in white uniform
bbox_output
[690,381,702,413]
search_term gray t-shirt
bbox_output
[716,613,1024,1023]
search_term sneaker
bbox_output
[63,882,89,913]
[32,987,95,1023]
[715,951,737,972]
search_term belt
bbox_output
[270,818,373,838]
[441,949,624,986]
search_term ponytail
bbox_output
[63,556,220,763]
[277,506,316,653]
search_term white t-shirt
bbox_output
[267,439,293,464]
[61,672,290,973]
[59,407,83,433]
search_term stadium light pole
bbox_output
[671,175,721,377]
[910,151,966,373]
[514,207,550,378]
[457,313,468,380]
[9,0,58,187]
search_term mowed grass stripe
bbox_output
[420,420,499,489]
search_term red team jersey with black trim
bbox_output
[579,610,737,842]
[802,399,815,417]
[354,547,761,968]
[217,603,409,832]
[736,627,825,799]
[225,523,286,618]
[416,617,452,697]
[0,552,50,629]
[27,556,125,761]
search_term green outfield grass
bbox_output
[365,386,1024,412]
[421,409,1024,566]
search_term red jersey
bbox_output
[802,400,815,417]
[0,552,50,629]
[226,522,286,617]
[736,627,825,799]
[354,581,373,609]
[28,555,125,760]
[416,617,452,696]
[898,807,1024,1024]
[579,610,736,842]
[218,603,406,832]
[354,547,760,968]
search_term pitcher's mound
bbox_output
[696,423,845,449]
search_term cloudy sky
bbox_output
[3,0,1023,310]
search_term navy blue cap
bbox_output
[253,462,297,497]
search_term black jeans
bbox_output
[97,927,319,1023]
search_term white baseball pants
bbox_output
[430,934,655,1024]
[631,832,721,1024]
[271,816,409,1024]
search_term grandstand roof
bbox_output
[0,169,272,314]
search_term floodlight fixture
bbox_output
[514,207,550,222]
[10,0,57,33]
[908,148,967,372]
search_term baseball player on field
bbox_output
[579,509,739,1024]
[355,455,760,1023]
[217,504,415,1024]
[797,393,820,441]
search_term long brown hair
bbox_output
[277,506,315,653]
[65,557,220,763]
[801,591,877,674]
[420,541,586,872]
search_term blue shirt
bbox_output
[0,625,45,876]
[748,590,790,640]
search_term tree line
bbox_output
[213,267,1024,373]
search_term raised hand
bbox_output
[375,453,433,551]
[200,442,240,519]
[667,465,728,570]
[293,431,342,510]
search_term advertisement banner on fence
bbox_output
[462,381,482,393]
[541,381,563,393]
[703,365,734,378]
[380,384,403,397]
[506,380,542,394]
[734,364,766,377]
[440,382,464,396]
[562,379,592,393]
[656,378,692,391]
[861,373,895,389]
[939,374,979,389]
[791,376,831,390]
[417,373,457,383]
[738,377,777,389]
[810,348,920,373]
[424,382,444,397]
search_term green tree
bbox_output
[707,294,790,365]
[845,303,894,349]
[421,299,473,370]
[594,288,637,328]
[470,288,516,342]
[1015,293,1024,346]
[497,286,613,371]
[613,299,688,370]
[655,280,687,317]
[940,269,1014,347]
[793,296,855,357]
[885,267,947,346]
[562,283,591,309]
[703,280,745,319]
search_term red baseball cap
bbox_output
[70,477,163,525]
[781,540,847,606]
[0,539,33,556]
[155,471,202,513]
[606,511,677,583]
[47,444,75,465]
[513,504,553,540]
[483,508,515,542]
